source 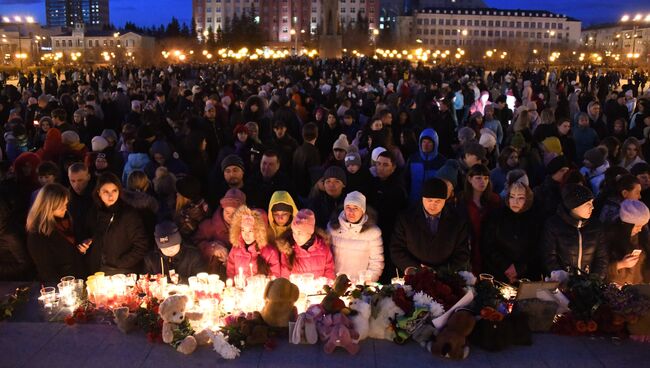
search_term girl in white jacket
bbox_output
[327,191,384,282]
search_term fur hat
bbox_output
[620,199,650,226]
[323,166,347,186]
[478,129,497,150]
[421,178,448,199]
[333,134,350,152]
[292,209,316,234]
[562,183,594,210]
[344,191,366,212]
[91,136,109,152]
[583,146,608,168]
[220,188,246,209]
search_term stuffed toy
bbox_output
[113,307,137,334]
[321,274,351,314]
[260,278,299,328]
[317,313,360,354]
[235,312,271,346]
[368,296,405,340]
[291,304,323,344]
[429,310,476,360]
[209,331,240,359]
[158,294,211,354]
[348,299,371,342]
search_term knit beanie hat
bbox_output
[344,151,362,167]
[323,166,347,186]
[583,146,608,168]
[221,154,245,172]
[542,137,563,155]
[546,155,569,175]
[457,127,476,142]
[344,191,366,212]
[371,147,387,163]
[510,132,527,150]
[220,188,246,209]
[61,131,80,146]
[562,183,594,210]
[333,134,350,152]
[91,136,109,152]
[176,175,202,202]
[620,199,650,226]
[506,169,529,187]
[436,159,460,189]
[292,209,316,234]
[421,178,448,199]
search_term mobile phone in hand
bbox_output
[632,249,643,256]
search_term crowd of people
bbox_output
[0,58,649,287]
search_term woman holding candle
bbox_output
[85,173,149,275]
[328,191,384,282]
[226,205,281,279]
[26,183,84,281]
[277,209,336,280]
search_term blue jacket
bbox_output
[572,125,599,164]
[122,153,151,184]
[406,128,447,204]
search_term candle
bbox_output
[249,262,254,277]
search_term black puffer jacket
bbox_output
[390,204,470,273]
[143,245,207,284]
[541,205,608,277]
[88,199,149,275]
[481,206,542,281]
[533,176,563,220]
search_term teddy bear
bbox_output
[291,304,324,344]
[321,274,351,314]
[158,294,211,354]
[238,312,271,346]
[113,307,137,334]
[348,298,371,342]
[368,296,405,340]
[260,277,299,328]
[317,312,360,354]
[429,310,476,360]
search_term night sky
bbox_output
[1,0,649,28]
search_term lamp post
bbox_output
[546,30,555,65]
[289,29,296,55]
[621,13,650,69]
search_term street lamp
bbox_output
[621,13,650,69]
[546,30,556,63]
[289,29,297,55]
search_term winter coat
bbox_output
[122,152,151,184]
[292,142,322,198]
[246,170,295,210]
[267,191,299,241]
[226,240,281,279]
[481,206,542,282]
[327,210,384,282]
[619,156,646,172]
[0,231,33,281]
[67,181,95,243]
[541,205,608,277]
[276,229,336,280]
[345,169,373,198]
[580,161,609,196]
[120,189,158,239]
[458,193,502,274]
[88,199,150,274]
[194,207,233,262]
[390,205,470,273]
[174,199,209,239]
[27,224,85,282]
[143,245,207,284]
[572,125,599,164]
[598,197,622,225]
[308,191,345,229]
[35,128,64,163]
[405,128,447,204]
[534,176,564,221]
[144,140,189,179]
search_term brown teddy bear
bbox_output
[430,310,476,360]
[260,278,299,328]
[159,294,211,354]
[113,307,137,334]
[321,274,351,315]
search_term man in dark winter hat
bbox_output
[541,183,608,280]
[390,178,470,277]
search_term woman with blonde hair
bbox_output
[226,205,281,278]
[618,137,646,172]
[26,183,84,281]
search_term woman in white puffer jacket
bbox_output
[327,191,384,282]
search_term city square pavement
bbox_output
[1,283,650,367]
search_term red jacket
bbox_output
[279,235,336,280]
[226,240,281,279]
[194,207,232,262]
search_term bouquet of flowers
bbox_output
[135,297,164,342]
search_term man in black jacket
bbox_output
[390,178,470,276]
[534,155,570,221]
[144,221,207,283]
[541,183,608,278]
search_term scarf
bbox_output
[55,216,76,246]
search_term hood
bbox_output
[120,189,158,212]
[42,128,64,154]
[150,140,172,162]
[418,128,439,161]
[127,152,151,168]
[268,191,298,237]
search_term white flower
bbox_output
[458,271,477,286]
[209,331,240,360]
[412,291,445,318]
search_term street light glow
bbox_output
[634,14,642,21]
[26,16,34,23]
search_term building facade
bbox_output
[193,0,379,44]
[0,21,61,66]
[45,0,110,28]
[50,24,154,63]
[582,23,649,60]
[403,7,581,49]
